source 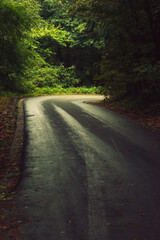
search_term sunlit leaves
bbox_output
[31,22,72,46]
[0,0,42,90]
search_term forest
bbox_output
[0,0,160,103]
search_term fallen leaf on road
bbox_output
[23,194,29,197]
[67,219,73,224]
[140,213,145,217]
[1,226,9,231]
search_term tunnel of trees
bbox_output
[0,0,160,102]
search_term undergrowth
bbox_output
[0,86,102,98]
[31,86,102,95]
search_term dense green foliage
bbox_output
[71,0,160,101]
[37,0,102,84]
[0,0,81,92]
[1,0,160,103]
[0,0,41,90]
[31,86,102,95]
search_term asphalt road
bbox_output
[15,95,160,240]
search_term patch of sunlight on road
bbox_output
[54,104,121,240]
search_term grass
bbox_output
[0,86,103,98]
[30,86,103,96]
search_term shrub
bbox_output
[21,63,79,93]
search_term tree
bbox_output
[0,0,41,90]
[37,0,103,85]
[69,0,160,100]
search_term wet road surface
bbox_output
[15,95,160,240]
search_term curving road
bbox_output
[15,95,160,240]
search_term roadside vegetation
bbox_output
[0,0,160,105]
[0,0,160,156]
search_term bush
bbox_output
[133,61,160,100]
[56,64,79,88]
[21,64,80,93]
[31,67,60,88]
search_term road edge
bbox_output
[8,99,25,192]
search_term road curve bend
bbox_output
[15,95,160,240]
